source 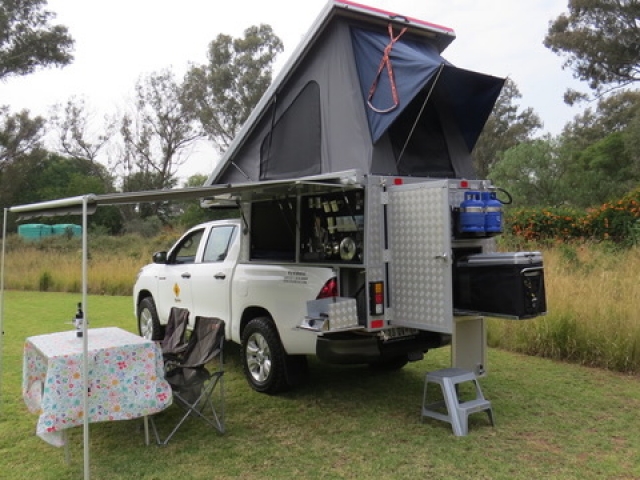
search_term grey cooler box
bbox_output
[453,251,547,319]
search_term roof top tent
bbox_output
[205,0,505,186]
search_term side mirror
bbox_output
[152,251,168,264]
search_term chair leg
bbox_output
[152,373,225,445]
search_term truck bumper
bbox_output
[316,330,451,365]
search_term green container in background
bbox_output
[17,224,53,240]
[52,224,82,237]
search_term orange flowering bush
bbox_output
[506,187,640,244]
[506,207,586,242]
[582,188,640,242]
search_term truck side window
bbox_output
[203,226,236,263]
[172,229,204,264]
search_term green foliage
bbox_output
[473,78,542,177]
[506,186,640,244]
[182,24,284,152]
[0,0,74,80]
[582,189,640,244]
[489,138,564,206]
[507,206,586,242]
[544,0,640,101]
[489,91,640,211]
[122,215,164,238]
[0,106,46,167]
[38,270,52,291]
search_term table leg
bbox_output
[63,430,70,465]
[144,416,149,446]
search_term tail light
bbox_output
[369,281,384,315]
[317,277,338,299]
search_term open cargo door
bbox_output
[386,180,453,334]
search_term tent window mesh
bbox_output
[260,81,321,180]
[389,88,455,178]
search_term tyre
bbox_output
[137,297,163,340]
[241,317,289,394]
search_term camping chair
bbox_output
[151,316,225,445]
[161,307,190,368]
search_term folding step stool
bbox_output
[421,367,495,436]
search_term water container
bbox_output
[482,191,503,233]
[17,224,53,240]
[459,192,485,233]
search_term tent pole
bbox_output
[0,208,7,409]
[82,197,90,480]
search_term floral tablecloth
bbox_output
[22,327,172,447]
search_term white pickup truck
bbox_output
[133,174,464,394]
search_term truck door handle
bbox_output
[214,273,226,280]
[434,253,449,262]
[181,272,191,279]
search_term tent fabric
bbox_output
[436,66,505,153]
[351,26,447,143]
[259,82,322,180]
[350,26,504,151]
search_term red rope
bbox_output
[367,23,408,114]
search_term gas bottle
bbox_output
[482,191,503,233]
[459,192,485,233]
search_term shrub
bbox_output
[506,186,640,245]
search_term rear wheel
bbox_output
[241,317,289,394]
[137,297,163,340]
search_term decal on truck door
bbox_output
[284,271,309,285]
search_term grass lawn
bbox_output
[1,291,639,479]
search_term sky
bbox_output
[1,0,586,180]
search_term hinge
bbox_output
[382,249,391,262]
[381,191,389,205]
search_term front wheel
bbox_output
[137,297,163,340]
[241,317,290,394]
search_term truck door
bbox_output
[386,180,453,334]
[188,225,238,321]
[157,227,206,318]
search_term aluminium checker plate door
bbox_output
[386,180,453,334]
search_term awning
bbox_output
[9,170,365,218]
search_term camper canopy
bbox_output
[206,0,505,186]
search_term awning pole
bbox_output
[82,196,90,480]
[0,208,7,409]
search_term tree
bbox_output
[553,91,640,206]
[473,78,542,178]
[0,106,45,169]
[0,151,122,233]
[182,25,284,152]
[569,131,636,205]
[544,0,640,103]
[0,0,74,80]
[49,97,116,177]
[118,69,204,193]
[489,138,566,207]
[561,90,640,148]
